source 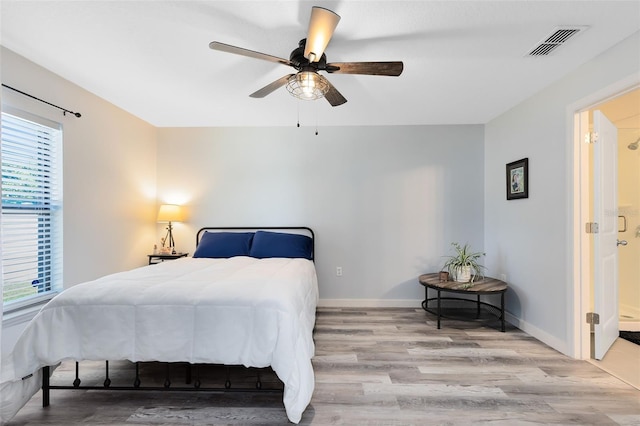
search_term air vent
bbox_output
[527,26,587,56]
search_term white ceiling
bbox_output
[1,1,639,128]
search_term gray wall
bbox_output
[484,31,640,355]
[157,125,485,304]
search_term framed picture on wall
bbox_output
[506,158,528,200]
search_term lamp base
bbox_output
[162,222,177,255]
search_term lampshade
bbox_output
[157,204,185,222]
[304,7,340,63]
[286,71,330,101]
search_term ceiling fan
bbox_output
[209,6,404,107]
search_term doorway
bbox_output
[588,89,640,336]
[576,86,640,388]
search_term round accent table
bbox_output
[418,273,508,332]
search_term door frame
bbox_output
[570,75,639,360]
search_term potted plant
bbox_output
[442,242,486,284]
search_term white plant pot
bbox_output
[455,266,472,283]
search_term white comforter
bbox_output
[0,257,319,424]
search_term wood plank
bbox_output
[6,307,639,425]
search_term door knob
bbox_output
[617,239,628,246]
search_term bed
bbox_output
[0,227,318,424]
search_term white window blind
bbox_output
[1,111,63,311]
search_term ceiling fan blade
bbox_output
[304,7,340,63]
[249,74,295,98]
[324,79,347,107]
[326,61,404,76]
[209,41,293,67]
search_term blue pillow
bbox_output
[249,231,313,260]
[193,232,254,258]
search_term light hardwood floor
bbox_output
[6,307,640,425]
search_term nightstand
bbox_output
[147,252,188,265]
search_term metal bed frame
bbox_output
[42,362,281,407]
[41,226,314,407]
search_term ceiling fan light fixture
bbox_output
[286,71,329,101]
[210,6,402,108]
[304,6,340,62]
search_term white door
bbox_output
[593,110,619,360]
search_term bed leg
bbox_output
[255,369,262,390]
[104,361,111,388]
[225,367,231,389]
[164,363,171,388]
[193,364,201,389]
[134,362,141,388]
[73,362,81,387]
[42,366,50,407]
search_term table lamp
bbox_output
[157,204,185,254]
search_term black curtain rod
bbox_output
[1,84,82,118]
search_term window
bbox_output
[1,110,63,312]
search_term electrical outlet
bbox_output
[500,273,507,282]
[336,266,343,277]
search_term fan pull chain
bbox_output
[315,101,319,135]
[294,101,319,135]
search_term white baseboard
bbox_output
[618,303,640,331]
[505,312,571,357]
[620,321,640,332]
[620,303,640,321]
[318,299,422,308]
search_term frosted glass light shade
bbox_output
[304,6,340,63]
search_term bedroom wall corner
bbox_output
[1,47,158,354]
